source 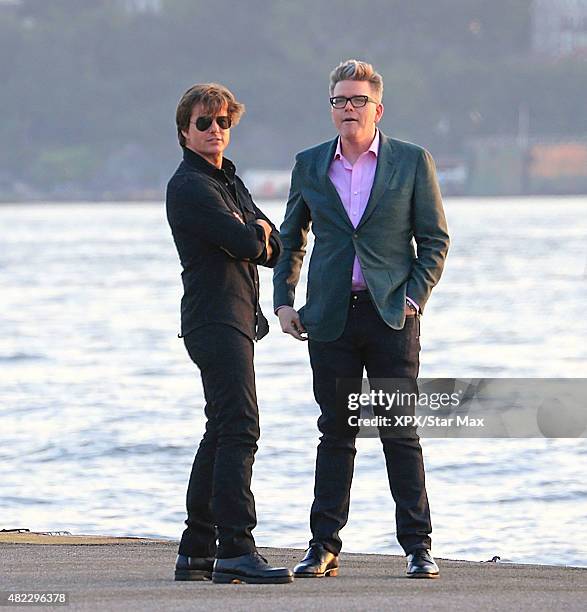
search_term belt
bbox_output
[349,289,416,316]
[350,290,371,304]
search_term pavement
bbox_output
[1,533,586,611]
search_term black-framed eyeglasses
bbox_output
[329,95,379,109]
[191,115,232,131]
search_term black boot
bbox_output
[293,544,339,577]
[406,549,439,578]
[212,551,293,584]
[174,554,214,581]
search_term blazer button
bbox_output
[353,233,358,238]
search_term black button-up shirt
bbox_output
[166,147,282,341]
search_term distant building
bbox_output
[241,170,292,200]
[435,158,468,196]
[532,0,587,57]
[465,135,587,196]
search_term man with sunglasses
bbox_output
[274,60,449,578]
[166,83,292,584]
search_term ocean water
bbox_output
[1,197,586,567]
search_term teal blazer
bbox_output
[273,132,449,342]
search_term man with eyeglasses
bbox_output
[273,60,449,578]
[166,83,292,584]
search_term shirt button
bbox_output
[353,191,358,195]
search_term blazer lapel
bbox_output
[319,138,354,230]
[356,133,397,230]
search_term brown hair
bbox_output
[175,83,245,147]
[329,59,383,100]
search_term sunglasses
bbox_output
[191,115,232,131]
[329,95,378,109]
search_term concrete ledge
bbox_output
[0,532,168,545]
[1,538,585,611]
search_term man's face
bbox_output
[331,80,383,142]
[181,102,230,163]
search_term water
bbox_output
[1,197,586,567]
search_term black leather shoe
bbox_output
[174,554,214,581]
[293,544,339,577]
[212,552,293,584]
[406,549,439,578]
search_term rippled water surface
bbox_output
[1,198,586,567]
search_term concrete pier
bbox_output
[1,533,585,611]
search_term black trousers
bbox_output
[178,324,259,559]
[307,291,432,555]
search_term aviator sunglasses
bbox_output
[191,115,232,131]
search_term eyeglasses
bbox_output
[191,115,232,131]
[329,95,379,109]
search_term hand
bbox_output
[255,219,272,241]
[277,306,307,341]
[405,297,419,316]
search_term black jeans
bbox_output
[178,324,259,559]
[307,291,432,555]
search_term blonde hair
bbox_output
[329,59,383,100]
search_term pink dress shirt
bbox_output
[328,130,379,292]
[328,130,419,310]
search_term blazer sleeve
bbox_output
[406,149,450,311]
[168,178,268,261]
[272,158,312,310]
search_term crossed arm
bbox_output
[169,178,281,266]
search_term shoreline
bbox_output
[2,532,585,569]
[1,193,587,206]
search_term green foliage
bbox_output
[30,146,95,186]
[1,0,585,195]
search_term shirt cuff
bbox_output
[406,296,420,313]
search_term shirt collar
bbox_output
[334,128,380,162]
[182,146,236,181]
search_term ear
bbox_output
[181,128,190,141]
[375,103,384,124]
